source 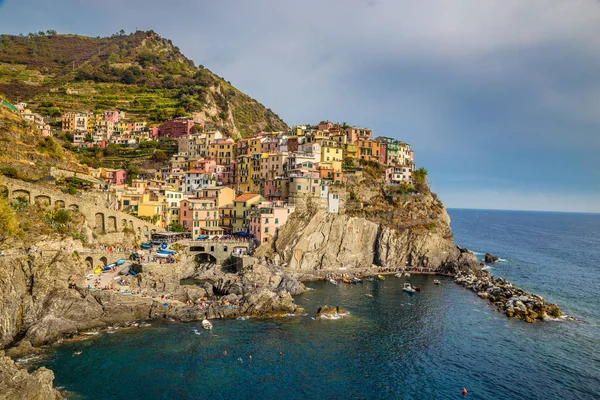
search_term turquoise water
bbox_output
[38,210,600,399]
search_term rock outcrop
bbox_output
[485,253,499,263]
[0,351,62,400]
[267,193,480,276]
[454,272,562,322]
[0,249,305,349]
[316,305,349,319]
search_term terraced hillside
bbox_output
[0,30,288,137]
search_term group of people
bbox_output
[184,295,243,309]
[97,244,133,253]
[377,266,437,274]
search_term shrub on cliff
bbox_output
[0,197,23,239]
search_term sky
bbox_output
[1,0,599,212]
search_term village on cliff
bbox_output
[12,102,417,243]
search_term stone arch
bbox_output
[11,189,30,203]
[34,195,51,207]
[122,219,128,232]
[55,200,65,208]
[69,204,79,211]
[95,212,105,233]
[195,253,217,264]
[107,216,117,232]
[99,256,108,266]
[85,256,94,270]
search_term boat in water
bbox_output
[343,277,352,284]
[434,279,441,285]
[413,285,422,292]
[404,273,411,277]
[377,275,385,281]
[366,276,376,282]
[351,277,363,284]
[329,279,338,285]
[395,273,403,278]
[402,283,416,293]
[202,319,213,330]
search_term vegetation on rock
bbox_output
[0,30,288,137]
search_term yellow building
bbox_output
[321,146,344,163]
[232,193,263,232]
[248,137,264,155]
[236,155,253,193]
[343,143,358,160]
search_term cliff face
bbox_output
[0,352,61,400]
[270,192,479,274]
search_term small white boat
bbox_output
[434,279,441,285]
[404,273,411,277]
[329,279,338,285]
[402,283,416,293]
[395,273,403,277]
[202,319,213,330]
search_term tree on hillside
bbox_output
[169,220,186,232]
[152,149,168,162]
[412,168,428,185]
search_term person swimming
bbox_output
[462,388,468,396]
[73,351,82,356]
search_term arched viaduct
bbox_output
[177,240,252,265]
[0,176,162,240]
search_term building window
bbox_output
[275,218,279,224]
[265,227,269,233]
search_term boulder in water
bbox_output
[485,253,499,263]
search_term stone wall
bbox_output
[0,176,161,241]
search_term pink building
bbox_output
[261,137,281,153]
[157,117,204,138]
[101,168,127,185]
[318,121,334,131]
[179,198,221,236]
[193,159,218,174]
[248,202,295,243]
[385,166,412,184]
[103,111,121,123]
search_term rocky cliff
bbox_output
[265,189,480,275]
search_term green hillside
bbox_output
[0,30,288,137]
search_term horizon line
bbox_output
[446,207,600,215]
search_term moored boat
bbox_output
[140,243,151,249]
[366,276,375,282]
[202,319,213,330]
[404,273,411,277]
[329,279,338,285]
[395,273,403,277]
[413,285,422,292]
[402,283,416,293]
[434,279,441,285]
[377,274,385,281]
[343,277,352,284]
[351,277,363,284]
[157,248,176,255]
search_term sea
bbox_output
[31,209,600,399]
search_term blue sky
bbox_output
[1,0,599,212]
